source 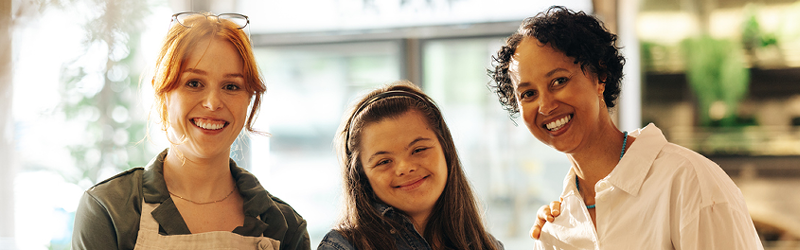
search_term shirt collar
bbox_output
[374,202,395,217]
[560,168,579,198]
[236,166,283,237]
[142,149,169,204]
[605,123,668,196]
[141,148,276,237]
[373,202,416,227]
[372,202,423,236]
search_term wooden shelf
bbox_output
[643,67,800,103]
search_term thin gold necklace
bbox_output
[168,186,237,205]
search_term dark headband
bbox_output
[344,90,435,155]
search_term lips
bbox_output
[191,118,229,130]
[543,114,573,131]
[394,175,429,190]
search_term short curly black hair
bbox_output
[488,6,625,116]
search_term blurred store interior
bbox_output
[1,0,799,249]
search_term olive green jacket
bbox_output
[71,149,311,250]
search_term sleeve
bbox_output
[71,191,120,250]
[316,230,356,250]
[676,202,764,250]
[669,154,765,250]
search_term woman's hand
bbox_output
[530,198,562,239]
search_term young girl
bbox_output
[318,81,503,250]
[72,12,310,250]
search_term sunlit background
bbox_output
[1,0,799,249]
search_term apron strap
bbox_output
[139,202,161,232]
[134,200,281,250]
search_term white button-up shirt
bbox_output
[535,123,764,250]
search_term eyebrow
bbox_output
[365,137,433,164]
[546,68,570,78]
[366,151,390,164]
[184,68,245,79]
[514,68,570,91]
[406,137,432,149]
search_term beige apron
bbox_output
[133,202,280,250]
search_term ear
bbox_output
[596,75,606,96]
[597,72,608,83]
[594,62,607,96]
[596,61,608,85]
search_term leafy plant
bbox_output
[681,36,749,127]
[742,5,778,52]
[58,0,152,185]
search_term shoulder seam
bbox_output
[92,167,144,187]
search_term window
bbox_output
[250,41,402,246]
[422,37,568,248]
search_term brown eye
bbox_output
[224,84,240,91]
[553,77,569,87]
[376,159,392,166]
[186,80,201,88]
[520,90,536,100]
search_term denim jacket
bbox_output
[317,203,504,250]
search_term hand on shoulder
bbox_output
[530,198,562,240]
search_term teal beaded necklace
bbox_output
[576,131,628,209]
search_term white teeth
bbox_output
[545,115,572,131]
[194,119,225,130]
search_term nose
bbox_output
[202,89,223,111]
[538,92,557,115]
[394,158,416,176]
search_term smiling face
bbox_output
[510,38,607,154]
[359,110,448,219]
[165,37,251,159]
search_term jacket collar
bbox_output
[141,148,275,236]
[374,202,396,217]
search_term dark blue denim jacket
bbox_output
[317,203,504,250]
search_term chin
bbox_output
[182,144,226,158]
[553,142,580,154]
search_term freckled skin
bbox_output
[166,38,251,160]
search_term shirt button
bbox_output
[597,181,609,190]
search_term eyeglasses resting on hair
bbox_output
[170,11,250,29]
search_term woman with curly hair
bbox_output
[488,6,763,249]
[318,81,503,250]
